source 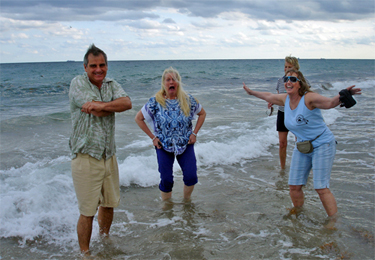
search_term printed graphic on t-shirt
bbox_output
[296,114,309,125]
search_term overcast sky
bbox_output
[1,0,374,63]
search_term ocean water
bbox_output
[0,59,374,259]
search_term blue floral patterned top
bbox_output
[141,94,202,155]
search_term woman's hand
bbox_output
[243,83,252,95]
[188,134,197,144]
[153,137,162,149]
[347,85,362,96]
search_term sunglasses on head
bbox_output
[283,76,300,83]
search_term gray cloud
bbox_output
[123,20,162,30]
[1,0,373,22]
[162,18,176,24]
[0,0,161,21]
[182,0,374,21]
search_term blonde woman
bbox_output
[135,67,206,201]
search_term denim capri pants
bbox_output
[156,144,198,193]
[289,139,336,189]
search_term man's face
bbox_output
[84,53,108,88]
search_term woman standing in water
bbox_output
[269,56,301,169]
[243,69,361,217]
[135,67,206,201]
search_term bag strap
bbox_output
[311,129,326,142]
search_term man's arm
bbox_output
[82,96,132,117]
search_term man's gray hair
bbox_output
[83,44,108,66]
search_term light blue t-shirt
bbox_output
[141,94,202,155]
[284,95,335,148]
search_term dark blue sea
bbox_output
[1,59,374,259]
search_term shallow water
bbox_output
[0,59,374,259]
[1,157,374,259]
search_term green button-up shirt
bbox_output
[69,73,128,160]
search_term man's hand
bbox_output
[81,101,104,114]
[81,101,112,117]
[81,97,131,117]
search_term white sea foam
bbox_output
[332,79,375,90]
[0,157,77,248]
[321,108,342,125]
[118,154,160,187]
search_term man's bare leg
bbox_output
[77,214,94,254]
[98,207,114,236]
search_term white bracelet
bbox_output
[192,132,197,137]
[152,136,157,141]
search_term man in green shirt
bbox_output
[69,44,132,255]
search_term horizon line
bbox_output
[1,57,374,65]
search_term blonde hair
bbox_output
[155,67,191,116]
[286,69,312,96]
[285,55,300,70]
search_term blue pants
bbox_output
[156,144,198,193]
